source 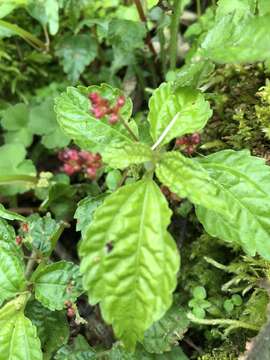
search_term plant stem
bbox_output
[134,0,157,58]
[169,0,182,70]
[0,175,37,186]
[25,251,37,280]
[187,312,260,332]
[196,0,201,17]
[0,20,46,51]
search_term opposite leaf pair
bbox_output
[55,81,270,350]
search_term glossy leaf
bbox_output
[196,150,270,259]
[55,35,98,82]
[55,85,134,154]
[0,296,42,360]
[142,303,189,353]
[0,203,25,221]
[155,152,225,212]
[25,300,69,359]
[148,83,212,146]
[32,261,83,310]
[103,142,154,169]
[0,240,26,305]
[79,178,180,350]
[201,14,270,63]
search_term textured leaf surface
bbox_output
[103,143,154,169]
[0,240,26,305]
[201,14,270,63]
[25,300,69,359]
[148,83,212,146]
[142,303,189,353]
[79,178,180,350]
[32,261,83,310]
[175,61,215,89]
[23,213,60,256]
[155,152,225,212]
[55,85,134,154]
[0,296,42,360]
[196,150,270,258]
[55,35,98,82]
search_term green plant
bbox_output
[2,0,270,358]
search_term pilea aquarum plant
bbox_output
[53,80,270,350]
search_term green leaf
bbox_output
[216,0,255,20]
[29,98,69,149]
[174,61,215,89]
[55,335,96,360]
[0,240,26,306]
[0,203,25,221]
[0,0,27,18]
[195,150,270,259]
[0,218,15,242]
[155,152,225,212]
[32,260,83,310]
[55,34,98,82]
[55,85,134,154]
[201,14,270,64]
[0,296,42,360]
[0,143,36,195]
[193,286,207,300]
[103,143,154,169]
[108,19,146,73]
[27,0,59,35]
[25,300,69,360]
[146,0,159,9]
[109,344,189,359]
[22,213,60,256]
[142,303,189,353]
[148,83,212,146]
[106,169,122,191]
[74,195,105,238]
[1,103,33,147]
[79,178,180,350]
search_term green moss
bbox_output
[203,64,270,159]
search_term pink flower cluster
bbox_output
[88,92,125,125]
[175,132,201,155]
[58,148,102,179]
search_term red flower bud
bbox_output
[117,96,125,107]
[86,167,97,179]
[66,149,79,161]
[16,236,22,245]
[21,223,29,232]
[63,163,76,176]
[109,113,119,125]
[176,137,188,146]
[88,92,100,104]
[67,307,75,318]
[185,145,195,155]
[190,132,201,145]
